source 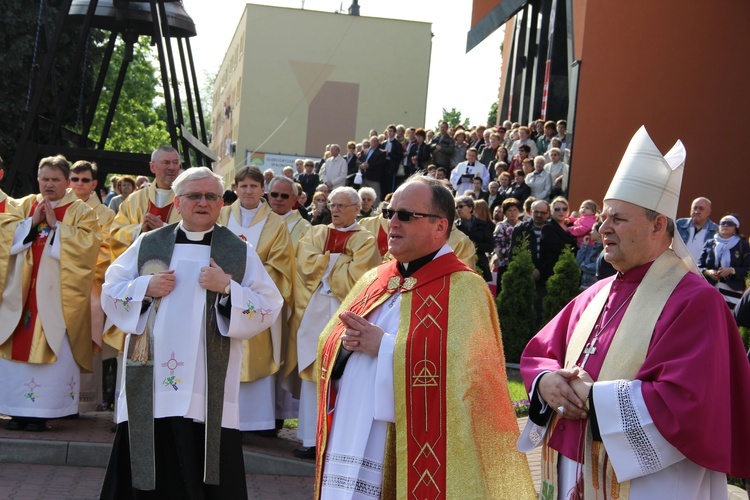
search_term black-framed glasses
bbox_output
[720,221,737,227]
[70,177,92,183]
[382,208,443,222]
[455,204,467,209]
[178,192,222,203]
[553,206,568,212]
[269,192,291,199]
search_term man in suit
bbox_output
[487,181,503,213]
[382,124,404,196]
[344,141,360,188]
[298,160,320,207]
[359,136,387,202]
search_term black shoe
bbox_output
[24,421,46,432]
[293,447,316,460]
[6,419,24,431]
[253,428,280,438]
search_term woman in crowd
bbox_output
[699,215,750,308]
[455,195,494,282]
[356,187,378,220]
[108,175,136,214]
[451,129,469,168]
[309,191,332,226]
[539,196,576,281]
[493,197,522,286]
[473,199,493,223]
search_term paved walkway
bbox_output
[0,412,541,496]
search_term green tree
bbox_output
[439,107,470,130]
[89,36,169,153]
[487,101,498,127]
[542,246,581,324]
[497,241,538,363]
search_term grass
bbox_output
[508,379,530,417]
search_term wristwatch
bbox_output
[223,282,231,295]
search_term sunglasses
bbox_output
[70,177,92,183]
[382,208,442,222]
[178,192,222,203]
[720,221,737,227]
[269,192,290,199]
[553,206,568,212]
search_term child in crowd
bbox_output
[576,221,604,289]
[567,199,598,248]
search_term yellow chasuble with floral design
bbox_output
[0,190,100,372]
[109,183,181,261]
[219,200,294,382]
[315,254,535,499]
[359,214,476,269]
[290,223,381,382]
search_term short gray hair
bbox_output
[151,145,179,162]
[172,167,224,195]
[269,175,298,195]
[329,186,361,206]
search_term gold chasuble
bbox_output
[0,190,100,372]
[219,200,294,382]
[315,254,535,499]
[0,197,23,307]
[289,223,381,383]
[109,183,181,260]
[359,214,476,269]
[85,195,115,285]
[285,211,311,252]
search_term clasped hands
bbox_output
[141,213,165,233]
[31,197,58,228]
[145,258,230,298]
[339,311,384,357]
[538,366,593,420]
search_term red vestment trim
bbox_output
[11,201,71,361]
[377,225,388,257]
[324,228,354,254]
[147,200,173,223]
[0,199,6,213]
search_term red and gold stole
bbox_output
[147,200,173,224]
[10,201,72,361]
[0,199,6,213]
[324,227,354,254]
[315,253,470,499]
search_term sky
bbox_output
[181,0,504,128]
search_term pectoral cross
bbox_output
[581,341,597,368]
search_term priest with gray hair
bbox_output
[100,166,283,498]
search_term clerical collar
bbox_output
[398,249,440,278]
[615,260,654,283]
[176,223,213,245]
[154,187,171,208]
[281,210,294,219]
[333,221,358,231]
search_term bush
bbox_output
[497,241,537,363]
[542,246,581,324]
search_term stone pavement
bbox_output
[0,412,541,496]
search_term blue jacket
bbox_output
[676,217,718,246]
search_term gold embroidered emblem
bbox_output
[412,359,439,387]
[402,277,417,291]
[387,276,401,291]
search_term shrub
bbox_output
[497,241,537,363]
[542,246,581,324]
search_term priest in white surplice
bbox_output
[519,127,750,499]
[100,167,283,499]
[218,165,294,434]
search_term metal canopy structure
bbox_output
[7,0,215,196]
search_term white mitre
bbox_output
[604,125,699,274]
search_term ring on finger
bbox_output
[556,405,565,415]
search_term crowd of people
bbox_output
[0,119,749,499]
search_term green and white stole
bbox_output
[126,223,246,489]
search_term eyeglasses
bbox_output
[178,192,222,203]
[553,206,568,212]
[70,177,92,183]
[720,221,737,227]
[382,208,442,222]
[269,192,291,200]
[155,160,181,166]
[455,205,467,209]
[328,203,357,211]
